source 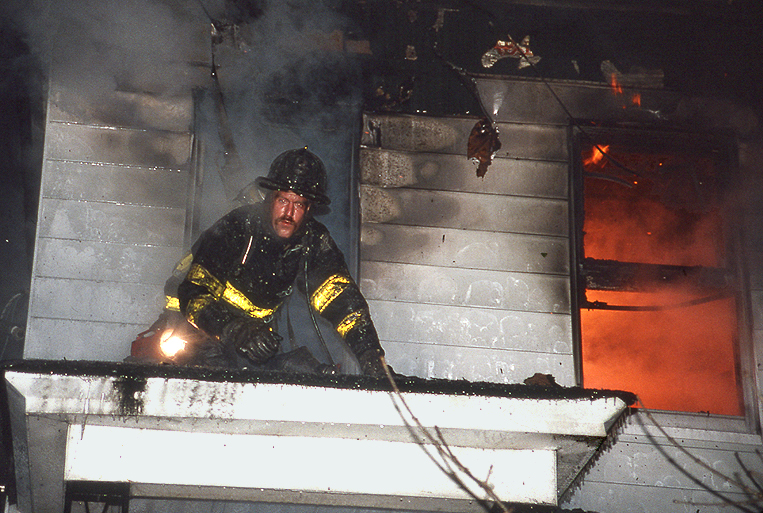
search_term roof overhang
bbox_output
[3,361,632,512]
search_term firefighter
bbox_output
[163,147,387,376]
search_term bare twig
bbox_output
[380,358,512,513]
[637,398,760,512]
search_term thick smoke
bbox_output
[3,0,361,148]
[5,0,204,96]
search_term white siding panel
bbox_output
[48,87,195,133]
[580,435,763,489]
[361,186,568,236]
[476,77,683,125]
[29,277,163,325]
[363,113,568,162]
[382,339,575,386]
[564,429,763,513]
[360,261,570,314]
[45,121,190,170]
[360,148,568,198]
[24,318,146,362]
[359,111,574,392]
[37,198,185,247]
[361,224,569,275]
[34,238,181,285]
[43,160,189,208]
[368,299,572,355]
[564,479,750,513]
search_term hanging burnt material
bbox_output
[433,55,503,177]
[467,117,501,178]
[481,35,541,69]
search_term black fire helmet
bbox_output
[256,147,330,205]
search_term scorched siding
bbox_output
[359,112,574,386]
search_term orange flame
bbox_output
[583,145,609,168]
[632,93,641,107]
[580,147,741,416]
[609,73,622,94]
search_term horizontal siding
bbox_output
[381,339,575,385]
[24,317,149,362]
[28,277,164,325]
[33,238,181,285]
[360,186,568,236]
[583,435,763,488]
[48,87,195,133]
[360,261,570,314]
[26,82,193,362]
[565,480,751,513]
[359,111,574,387]
[565,426,763,513]
[45,121,190,169]
[361,224,569,275]
[360,148,568,198]
[43,160,189,208]
[368,299,572,355]
[363,113,568,161]
[37,199,185,247]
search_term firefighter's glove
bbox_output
[223,319,281,364]
[357,347,388,378]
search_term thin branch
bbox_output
[381,358,512,513]
[734,452,763,500]
[637,399,759,513]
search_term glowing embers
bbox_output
[579,140,742,416]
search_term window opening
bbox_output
[576,129,743,416]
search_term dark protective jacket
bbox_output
[176,202,384,370]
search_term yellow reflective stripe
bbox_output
[165,296,180,312]
[336,311,364,338]
[222,284,276,319]
[311,274,352,313]
[186,263,276,320]
[186,295,213,327]
[187,263,226,296]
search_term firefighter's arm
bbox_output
[309,271,387,377]
[176,209,252,337]
[178,264,279,352]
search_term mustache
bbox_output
[275,215,295,224]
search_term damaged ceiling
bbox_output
[213,0,763,121]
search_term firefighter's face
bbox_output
[271,190,310,238]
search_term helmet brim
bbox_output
[256,176,331,205]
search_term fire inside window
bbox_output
[576,129,743,416]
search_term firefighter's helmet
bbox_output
[256,148,330,205]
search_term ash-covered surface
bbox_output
[1,359,637,406]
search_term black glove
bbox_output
[222,318,281,364]
[356,347,389,378]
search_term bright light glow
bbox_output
[583,145,609,168]
[580,143,742,416]
[159,331,187,358]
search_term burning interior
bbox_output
[575,127,744,416]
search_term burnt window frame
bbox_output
[569,123,759,432]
